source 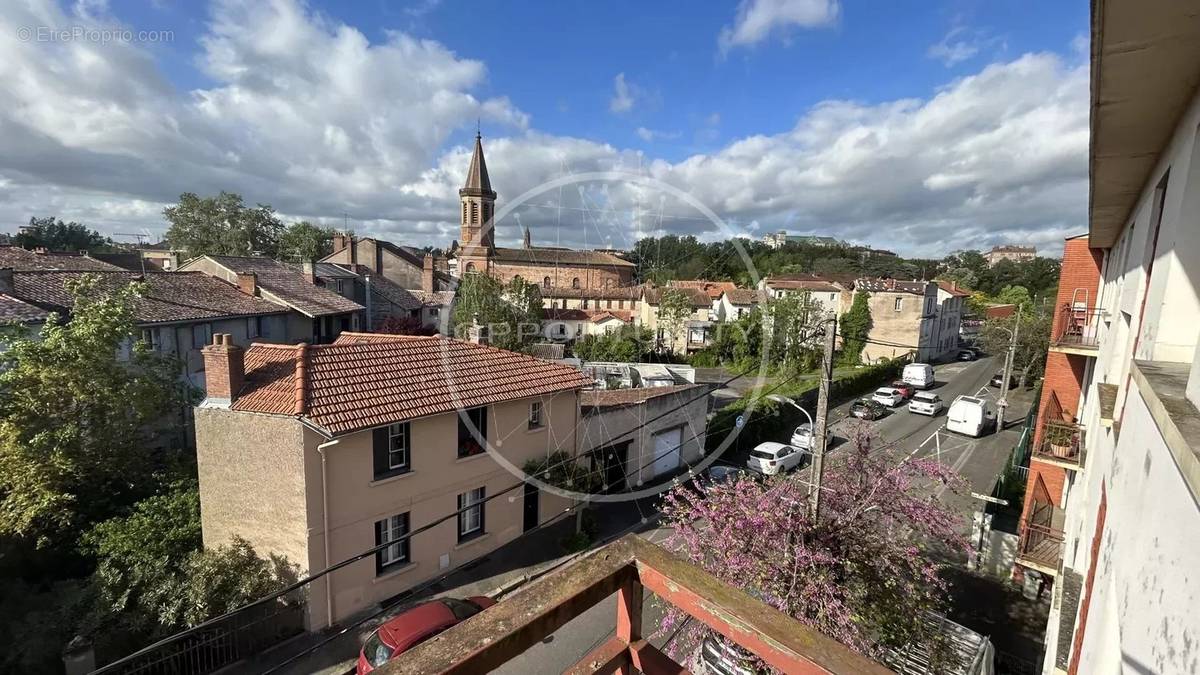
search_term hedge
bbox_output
[705,356,911,454]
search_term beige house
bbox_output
[639,286,714,353]
[852,278,940,363]
[579,384,709,490]
[983,245,1036,265]
[194,331,589,630]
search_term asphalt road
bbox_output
[491,356,1030,673]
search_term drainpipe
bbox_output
[316,438,340,629]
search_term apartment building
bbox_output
[1012,4,1200,673]
[983,245,1036,266]
[932,280,969,355]
[758,275,846,317]
[852,278,942,363]
[194,331,589,630]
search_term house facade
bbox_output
[852,279,940,363]
[931,281,968,357]
[194,332,589,630]
[983,245,1036,266]
[638,286,714,353]
[1013,6,1200,673]
[579,384,709,491]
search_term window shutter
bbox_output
[479,488,487,534]
[372,427,389,478]
[374,519,384,575]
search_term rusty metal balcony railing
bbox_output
[1052,306,1104,349]
[1032,420,1085,470]
[381,534,893,675]
[1017,520,1065,573]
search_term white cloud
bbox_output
[609,72,636,113]
[636,127,681,142]
[927,27,1003,67]
[718,0,839,54]
[0,0,1087,258]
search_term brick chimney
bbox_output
[332,232,347,253]
[422,254,435,292]
[201,333,244,406]
[236,271,258,296]
[302,261,316,285]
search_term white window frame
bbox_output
[529,401,543,429]
[459,487,485,538]
[377,513,409,568]
[387,423,409,471]
[894,298,903,312]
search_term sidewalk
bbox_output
[238,498,655,675]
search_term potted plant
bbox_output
[1045,423,1075,458]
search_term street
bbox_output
[490,355,1035,673]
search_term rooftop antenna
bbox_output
[112,232,151,276]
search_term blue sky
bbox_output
[0,0,1091,256]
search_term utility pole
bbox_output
[997,304,1022,431]
[810,311,837,520]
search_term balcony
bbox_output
[381,534,892,674]
[1050,306,1104,355]
[1032,421,1085,471]
[1017,516,1065,577]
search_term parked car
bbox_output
[789,422,832,451]
[746,441,808,476]
[699,635,763,675]
[902,362,935,390]
[989,371,1016,388]
[872,387,905,407]
[705,464,746,484]
[946,395,996,437]
[889,381,916,399]
[957,348,977,361]
[849,398,886,420]
[358,596,497,673]
[907,391,944,416]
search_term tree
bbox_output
[937,267,978,291]
[978,305,1053,389]
[14,216,112,252]
[655,288,694,353]
[838,291,872,365]
[163,192,284,257]
[660,429,968,663]
[572,325,654,362]
[0,276,195,550]
[84,481,298,639]
[995,284,1032,309]
[277,221,336,262]
[451,274,543,352]
[763,291,824,373]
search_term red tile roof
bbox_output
[197,255,364,317]
[935,280,971,297]
[763,277,843,293]
[722,288,767,305]
[231,333,590,435]
[667,280,737,300]
[0,294,50,323]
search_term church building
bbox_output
[450,133,636,290]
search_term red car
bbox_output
[889,381,916,400]
[357,596,496,673]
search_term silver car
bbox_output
[789,423,832,450]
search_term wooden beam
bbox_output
[563,637,630,675]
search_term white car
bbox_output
[907,391,944,416]
[789,423,832,451]
[872,387,905,407]
[746,442,807,476]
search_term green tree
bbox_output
[764,291,824,373]
[937,267,978,291]
[839,291,872,366]
[655,288,694,354]
[277,221,336,262]
[163,191,284,257]
[0,276,194,549]
[573,325,654,362]
[451,274,543,352]
[995,284,1033,309]
[978,305,1053,389]
[13,216,112,252]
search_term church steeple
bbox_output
[457,132,497,274]
[523,225,531,249]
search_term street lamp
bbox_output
[766,394,814,428]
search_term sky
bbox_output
[0,0,1090,257]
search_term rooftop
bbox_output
[667,279,737,299]
[12,270,289,324]
[229,332,591,435]
[935,280,971,297]
[855,278,930,295]
[642,286,711,307]
[194,255,364,317]
[581,383,700,409]
[0,293,51,323]
[0,245,124,272]
[722,288,767,305]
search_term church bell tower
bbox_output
[458,132,496,274]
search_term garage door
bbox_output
[650,427,683,477]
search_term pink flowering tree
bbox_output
[659,426,969,663]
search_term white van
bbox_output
[946,395,995,437]
[902,363,935,390]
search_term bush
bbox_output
[688,348,721,368]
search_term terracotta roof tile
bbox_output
[936,280,971,297]
[0,294,50,323]
[201,256,364,317]
[12,271,290,324]
[642,286,711,307]
[723,288,767,305]
[0,246,124,271]
[231,333,590,435]
[667,280,737,299]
